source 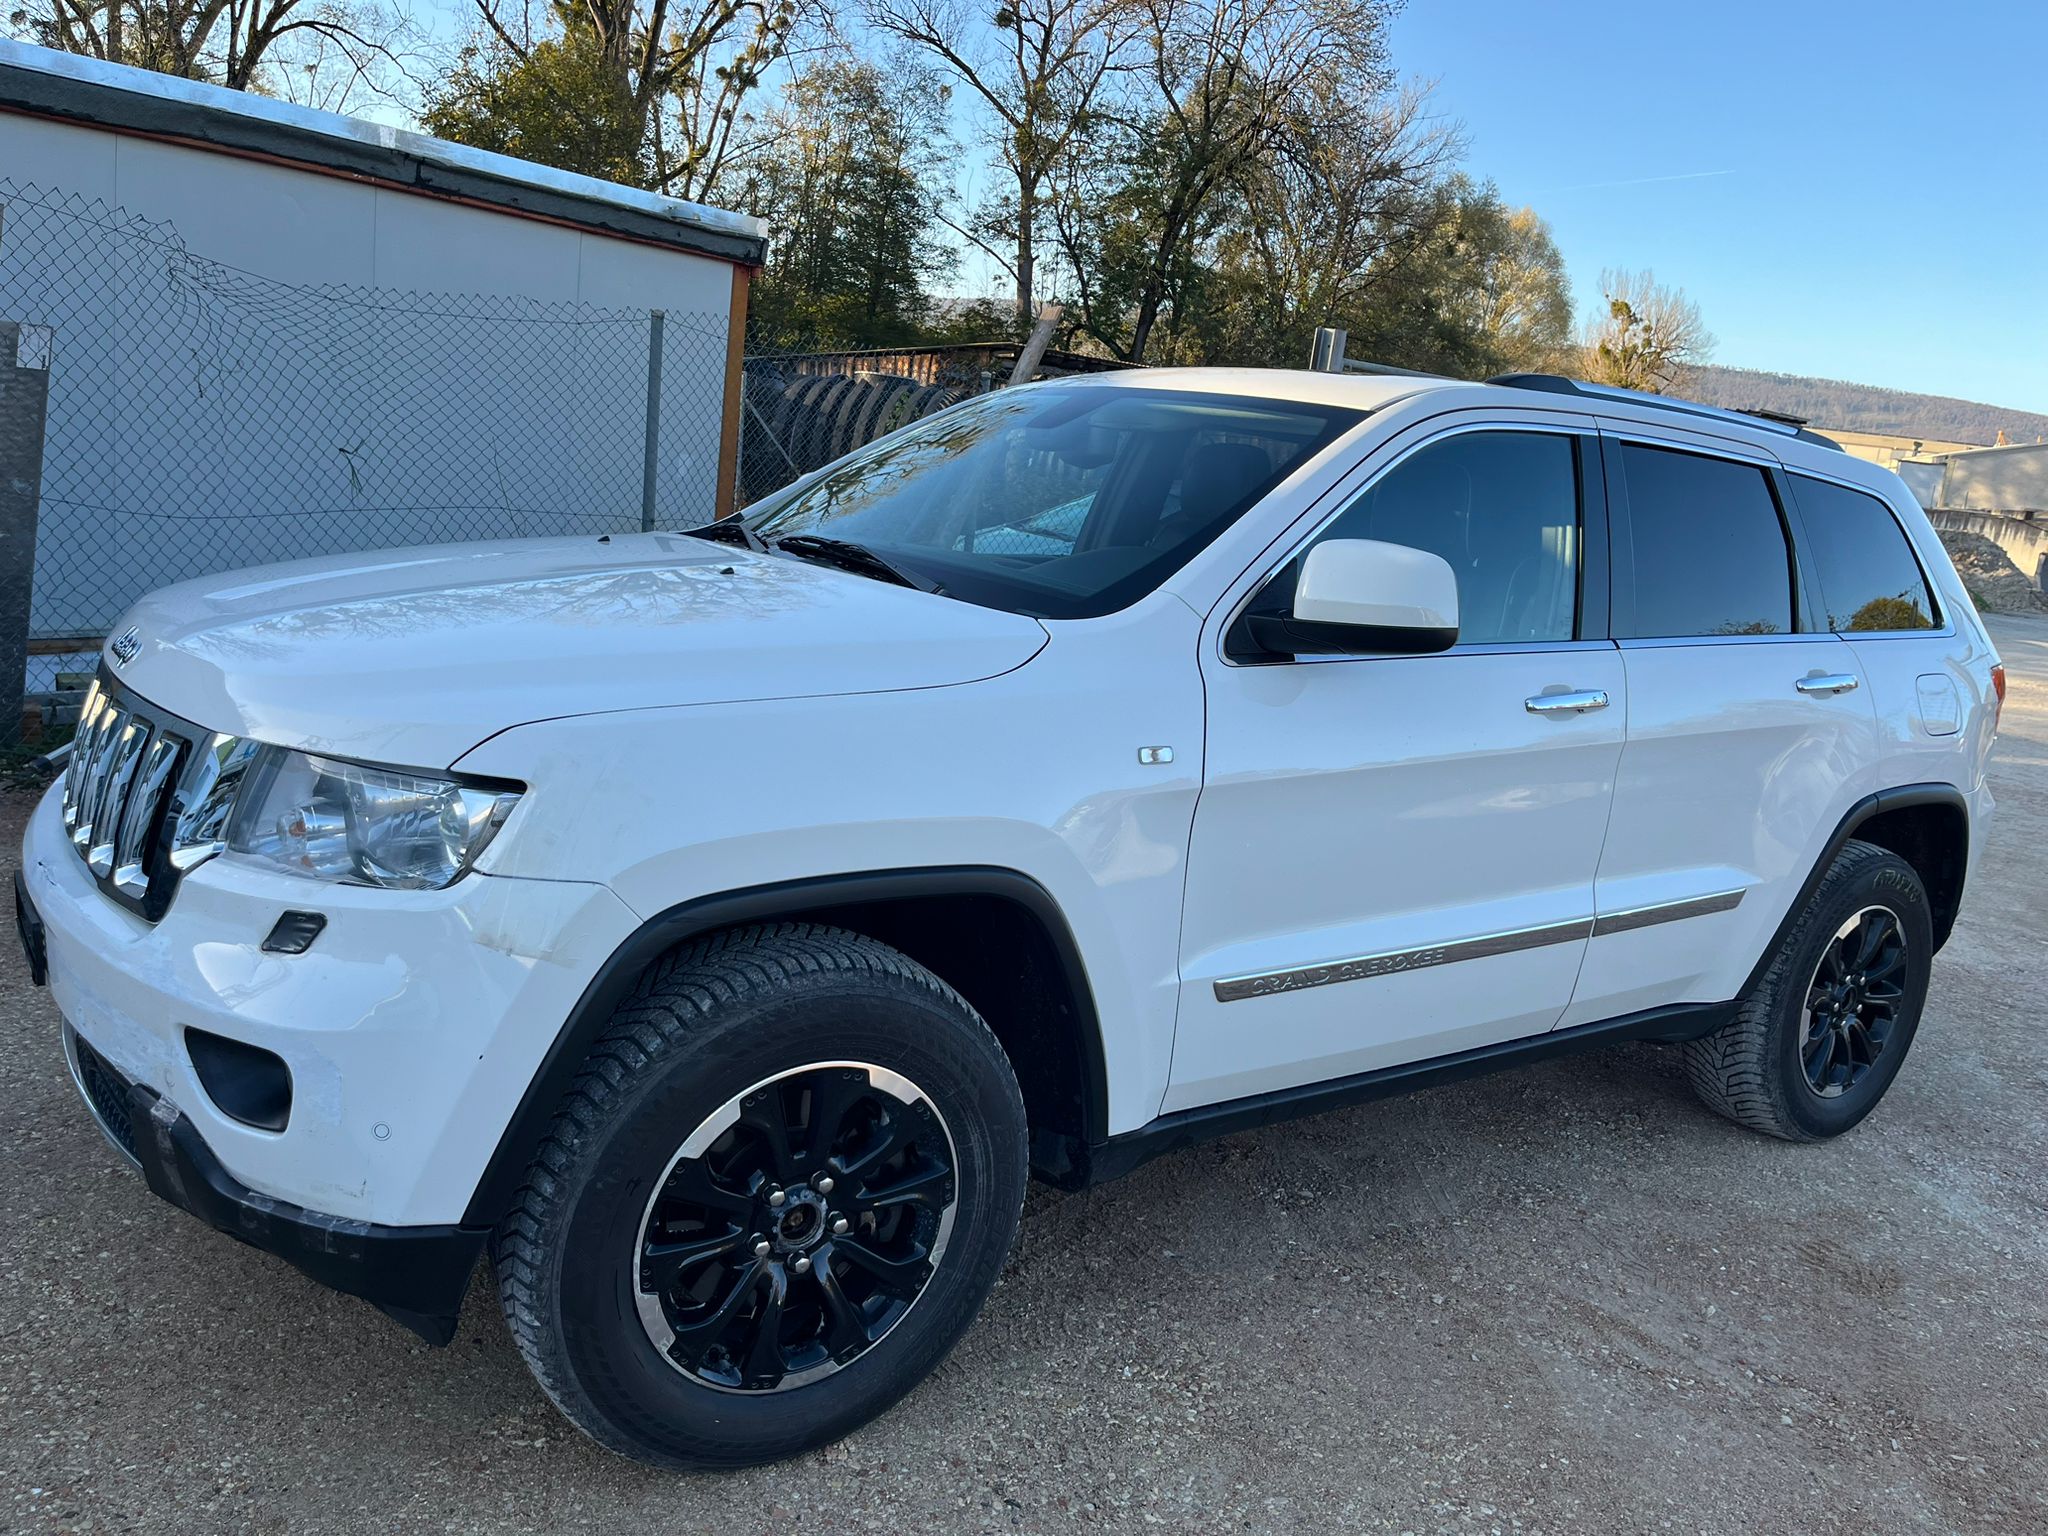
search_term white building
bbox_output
[1939,441,2048,513]
[0,41,764,690]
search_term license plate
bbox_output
[14,868,47,987]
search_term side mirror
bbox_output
[1248,538,1460,657]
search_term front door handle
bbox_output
[1525,689,1610,715]
[1795,673,1860,696]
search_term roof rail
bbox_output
[1487,373,1845,452]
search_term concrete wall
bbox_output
[1929,509,2048,589]
[1940,443,2048,514]
[1814,427,1982,469]
[1896,459,1945,509]
[0,110,740,641]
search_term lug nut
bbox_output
[830,1215,850,1235]
[751,1235,771,1257]
[814,1173,836,1195]
[792,1255,812,1274]
[766,1187,787,1208]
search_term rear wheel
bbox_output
[1684,840,1932,1141]
[492,924,1028,1468]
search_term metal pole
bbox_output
[1008,303,1064,387]
[1310,326,1347,373]
[640,309,665,532]
[0,322,51,748]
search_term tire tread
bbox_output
[1682,839,1918,1141]
[490,922,1025,1467]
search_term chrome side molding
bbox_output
[1589,887,1744,937]
[1213,888,1746,1003]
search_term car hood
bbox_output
[107,533,1049,765]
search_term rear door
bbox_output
[1559,423,1881,1028]
[1780,468,1993,817]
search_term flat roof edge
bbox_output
[0,42,768,267]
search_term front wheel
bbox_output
[1684,839,1933,1141]
[492,924,1028,1469]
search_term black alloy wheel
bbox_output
[1800,905,1908,1099]
[493,923,1028,1467]
[1683,839,1932,1142]
[634,1061,959,1392]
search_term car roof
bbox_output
[1043,365,1914,504]
[1040,366,1475,413]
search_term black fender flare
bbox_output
[462,866,1110,1228]
[1737,781,1970,1001]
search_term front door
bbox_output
[1166,419,1623,1113]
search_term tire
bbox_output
[491,923,1029,1469]
[1684,839,1932,1141]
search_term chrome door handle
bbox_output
[1525,689,1609,715]
[1795,674,1860,696]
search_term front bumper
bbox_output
[66,1024,483,1343]
[21,781,641,1230]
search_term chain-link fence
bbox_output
[0,179,731,745]
[0,176,1151,752]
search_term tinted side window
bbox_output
[1306,430,1582,645]
[1791,474,1937,632]
[1619,444,1792,637]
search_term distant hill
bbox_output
[1683,365,2048,448]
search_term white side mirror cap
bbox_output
[1294,538,1459,644]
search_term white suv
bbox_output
[18,368,2001,1468]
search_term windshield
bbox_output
[744,383,1363,618]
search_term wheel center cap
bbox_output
[772,1188,828,1251]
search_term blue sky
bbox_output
[1390,0,2048,412]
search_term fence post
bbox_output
[641,309,665,532]
[0,321,50,748]
[1309,326,1348,373]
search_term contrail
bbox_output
[1549,169,1737,193]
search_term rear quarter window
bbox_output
[1789,474,1939,632]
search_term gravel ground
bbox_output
[5,617,2048,1535]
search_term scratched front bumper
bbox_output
[77,1030,484,1343]
[22,782,640,1228]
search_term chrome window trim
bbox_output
[1616,632,1836,650]
[1249,637,1620,669]
[1615,626,1958,649]
[1599,424,1784,471]
[1215,416,1599,670]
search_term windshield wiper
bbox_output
[773,534,943,594]
[680,517,770,553]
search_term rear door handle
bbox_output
[1795,674,1860,696]
[1525,689,1609,715]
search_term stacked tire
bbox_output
[739,370,962,504]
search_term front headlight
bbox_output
[225,748,520,890]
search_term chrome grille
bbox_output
[61,674,240,922]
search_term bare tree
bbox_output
[1188,79,1455,366]
[435,0,808,202]
[865,0,1138,326]
[1581,267,1714,393]
[9,0,423,103]
[1053,0,1396,361]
